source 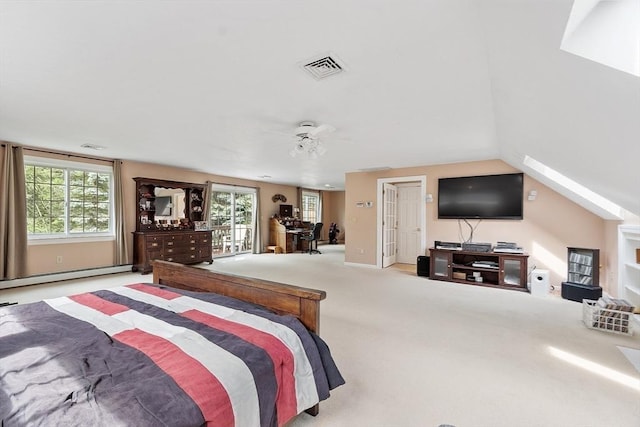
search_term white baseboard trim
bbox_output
[0,265,132,290]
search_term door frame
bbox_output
[376,175,427,268]
[210,184,257,258]
[382,182,398,268]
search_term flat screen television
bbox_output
[155,196,173,216]
[438,173,523,220]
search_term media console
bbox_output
[429,248,529,292]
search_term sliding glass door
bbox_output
[209,185,255,257]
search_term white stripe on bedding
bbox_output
[109,285,320,412]
[44,296,260,427]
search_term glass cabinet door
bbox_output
[501,258,523,286]
[431,251,452,279]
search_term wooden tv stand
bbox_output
[429,248,529,292]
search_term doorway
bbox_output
[376,176,427,268]
[209,185,256,257]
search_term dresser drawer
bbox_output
[165,244,198,255]
[163,234,186,247]
[133,230,210,274]
[196,232,211,245]
[145,236,163,249]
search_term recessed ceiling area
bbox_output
[0,0,638,216]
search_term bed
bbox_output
[0,261,344,426]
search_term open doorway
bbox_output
[376,176,427,268]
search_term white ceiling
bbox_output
[1,1,638,216]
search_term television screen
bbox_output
[155,196,172,216]
[438,173,523,220]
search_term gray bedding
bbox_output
[0,283,343,426]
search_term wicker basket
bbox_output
[582,299,633,336]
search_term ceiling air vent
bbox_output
[301,53,345,80]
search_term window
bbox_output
[24,156,113,239]
[301,191,320,223]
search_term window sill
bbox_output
[28,236,116,246]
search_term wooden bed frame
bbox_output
[152,260,326,416]
[152,261,326,333]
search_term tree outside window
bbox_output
[24,159,113,238]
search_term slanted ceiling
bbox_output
[0,1,638,217]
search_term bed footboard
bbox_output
[152,260,326,334]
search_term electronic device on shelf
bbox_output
[493,247,525,253]
[461,242,492,253]
[471,260,499,269]
[434,240,462,250]
[493,241,524,253]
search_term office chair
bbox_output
[301,222,323,254]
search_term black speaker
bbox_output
[417,256,430,277]
[561,282,602,302]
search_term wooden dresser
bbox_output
[132,177,212,274]
[133,230,212,274]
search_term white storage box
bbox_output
[530,269,550,296]
[582,299,633,336]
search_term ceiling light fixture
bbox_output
[289,135,327,158]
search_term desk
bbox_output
[287,229,310,253]
[270,218,311,253]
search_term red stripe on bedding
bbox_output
[114,328,235,427]
[126,283,182,300]
[69,293,129,316]
[182,309,298,425]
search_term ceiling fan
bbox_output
[289,121,336,158]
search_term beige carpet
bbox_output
[2,245,639,426]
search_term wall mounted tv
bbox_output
[438,173,524,220]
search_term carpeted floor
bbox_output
[1,244,639,426]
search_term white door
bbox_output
[382,183,397,268]
[396,184,421,264]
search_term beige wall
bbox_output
[14,151,633,297]
[26,159,301,275]
[321,191,345,242]
[345,159,621,294]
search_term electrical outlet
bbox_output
[56,255,63,264]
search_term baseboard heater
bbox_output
[0,265,132,290]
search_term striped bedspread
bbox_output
[0,283,344,427]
